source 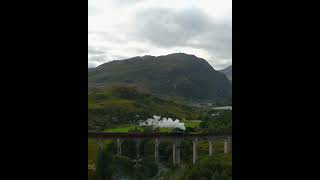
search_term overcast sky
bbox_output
[88,0,232,70]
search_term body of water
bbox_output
[212,106,232,110]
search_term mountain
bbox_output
[88,53,232,103]
[220,65,232,81]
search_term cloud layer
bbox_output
[88,0,232,69]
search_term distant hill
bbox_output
[88,68,95,73]
[220,65,232,81]
[88,53,232,103]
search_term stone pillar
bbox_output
[136,139,141,159]
[228,136,232,153]
[97,138,104,151]
[172,141,176,164]
[192,138,198,164]
[224,138,228,154]
[173,139,181,165]
[176,140,181,165]
[209,138,213,156]
[155,138,159,164]
[117,138,122,155]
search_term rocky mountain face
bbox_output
[88,53,232,103]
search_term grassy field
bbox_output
[103,125,140,132]
[159,128,174,132]
[183,120,201,128]
[104,125,174,133]
[101,120,201,133]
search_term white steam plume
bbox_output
[139,115,186,130]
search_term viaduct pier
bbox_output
[88,132,232,165]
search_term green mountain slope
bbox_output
[88,86,202,130]
[88,53,231,103]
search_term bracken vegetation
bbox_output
[88,86,204,131]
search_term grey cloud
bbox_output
[88,51,130,67]
[112,55,130,60]
[209,58,232,70]
[88,5,101,16]
[88,54,108,62]
[133,7,232,62]
[88,46,109,66]
[88,0,105,16]
[88,46,105,55]
[88,54,109,68]
[88,61,99,68]
[112,0,145,7]
[133,7,211,47]
[88,3,231,68]
[89,30,130,43]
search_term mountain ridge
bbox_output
[88,53,232,103]
[220,65,232,81]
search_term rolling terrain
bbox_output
[88,86,204,130]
